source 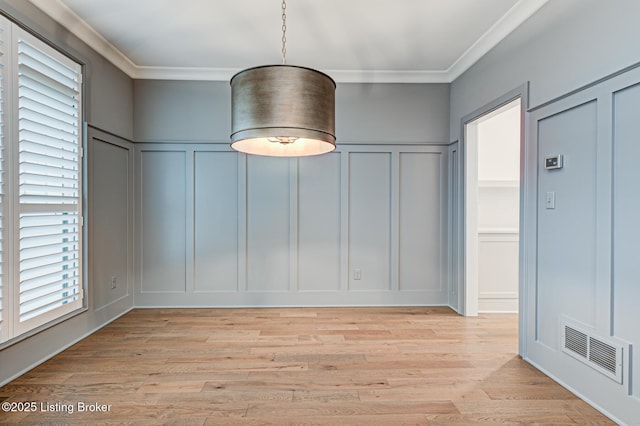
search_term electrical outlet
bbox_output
[353,268,362,280]
[111,276,117,289]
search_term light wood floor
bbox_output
[0,307,614,425]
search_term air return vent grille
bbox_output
[589,338,618,375]
[564,326,588,358]
[561,320,624,384]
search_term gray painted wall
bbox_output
[0,1,134,385]
[450,0,640,141]
[132,80,452,307]
[450,0,640,422]
[336,83,449,143]
[133,80,230,142]
[134,144,450,307]
[612,78,640,415]
[133,80,450,144]
[524,66,640,425]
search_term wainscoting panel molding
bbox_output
[134,144,449,307]
[88,128,135,312]
[398,153,445,293]
[246,156,291,293]
[138,150,187,294]
[193,151,239,292]
[478,231,519,313]
[298,153,342,292]
[612,80,640,401]
[535,100,599,348]
[348,152,392,292]
[524,64,640,423]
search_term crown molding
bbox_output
[131,66,238,81]
[29,0,137,77]
[132,66,450,84]
[29,0,548,84]
[446,0,548,81]
[324,69,450,84]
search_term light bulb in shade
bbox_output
[268,136,299,145]
[230,136,335,157]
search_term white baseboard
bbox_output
[479,291,518,313]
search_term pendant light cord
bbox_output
[281,0,287,64]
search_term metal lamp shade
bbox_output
[230,65,336,157]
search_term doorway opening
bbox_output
[464,98,521,317]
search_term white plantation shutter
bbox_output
[19,212,80,322]
[0,15,83,345]
[0,18,6,342]
[14,28,83,334]
[18,40,80,206]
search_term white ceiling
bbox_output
[29,0,548,83]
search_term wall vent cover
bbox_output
[561,320,623,384]
[589,337,618,375]
[564,325,588,358]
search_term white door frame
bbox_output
[458,83,529,356]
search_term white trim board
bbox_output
[479,291,519,313]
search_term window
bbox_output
[0,18,6,344]
[0,18,84,345]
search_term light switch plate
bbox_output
[545,191,556,209]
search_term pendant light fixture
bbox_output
[230,0,336,157]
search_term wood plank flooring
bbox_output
[0,307,615,425]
